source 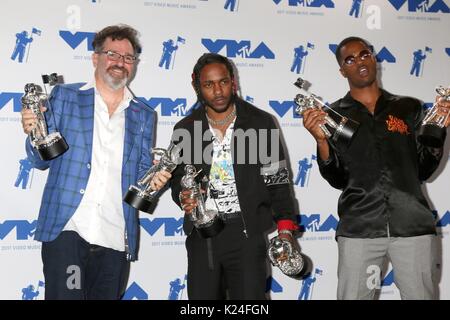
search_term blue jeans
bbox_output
[41,231,129,300]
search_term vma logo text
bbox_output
[202,39,275,59]
[299,214,338,232]
[59,30,95,51]
[0,92,23,112]
[138,97,196,116]
[269,100,301,118]
[140,218,184,236]
[273,0,335,8]
[0,220,36,240]
[388,0,449,13]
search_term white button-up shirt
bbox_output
[63,81,132,252]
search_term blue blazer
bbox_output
[26,83,155,260]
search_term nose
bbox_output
[213,83,223,96]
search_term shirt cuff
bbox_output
[277,219,299,231]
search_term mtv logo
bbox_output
[0,220,37,240]
[201,39,275,59]
[138,97,195,116]
[59,31,96,51]
[298,214,338,232]
[269,100,301,118]
[272,0,335,8]
[388,0,449,13]
[0,92,23,112]
[140,217,184,236]
[122,282,148,300]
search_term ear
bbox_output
[92,52,98,68]
[339,67,347,78]
[232,79,237,94]
[192,81,200,96]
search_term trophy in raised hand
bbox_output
[21,73,68,160]
[267,235,308,280]
[418,85,450,148]
[180,165,224,238]
[294,77,359,148]
[124,142,181,213]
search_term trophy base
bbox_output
[36,134,69,161]
[124,186,155,214]
[418,124,446,148]
[196,216,224,238]
[332,117,360,148]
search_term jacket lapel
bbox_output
[123,102,140,167]
[78,88,94,159]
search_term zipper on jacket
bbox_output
[125,230,131,261]
[240,213,248,239]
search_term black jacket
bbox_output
[170,98,298,236]
[318,90,443,238]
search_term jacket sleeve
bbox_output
[414,100,444,181]
[262,116,298,228]
[170,123,185,209]
[137,110,155,181]
[317,144,348,190]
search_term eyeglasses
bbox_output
[342,49,372,66]
[99,50,137,64]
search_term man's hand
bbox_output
[302,108,328,143]
[21,106,47,135]
[150,170,172,191]
[179,189,197,215]
[435,96,450,127]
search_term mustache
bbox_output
[107,65,129,76]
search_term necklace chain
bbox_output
[206,106,236,126]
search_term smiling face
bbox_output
[92,37,136,91]
[338,40,377,90]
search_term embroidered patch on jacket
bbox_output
[386,115,409,135]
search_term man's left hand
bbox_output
[150,170,172,191]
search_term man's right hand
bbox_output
[179,189,197,215]
[302,108,328,143]
[21,106,46,135]
[302,108,331,161]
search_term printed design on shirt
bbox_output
[206,128,241,215]
[386,115,410,135]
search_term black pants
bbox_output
[186,218,267,300]
[41,231,129,300]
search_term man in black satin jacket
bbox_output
[302,36,450,300]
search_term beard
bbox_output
[199,91,236,114]
[103,66,129,90]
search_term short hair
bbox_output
[335,36,372,64]
[92,24,141,55]
[192,53,235,91]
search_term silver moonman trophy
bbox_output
[418,85,450,148]
[124,142,181,213]
[267,235,308,280]
[294,77,359,148]
[180,165,224,238]
[22,74,68,160]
